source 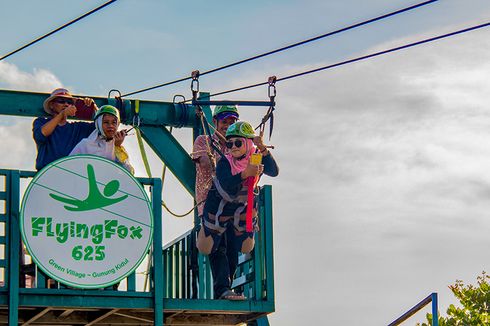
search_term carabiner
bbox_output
[191,70,200,100]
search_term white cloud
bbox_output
[0,61,62,92]
[263,27,490,325]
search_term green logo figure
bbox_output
[50,164,128,211]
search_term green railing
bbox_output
[0,169,275,325]
[0,168,164,324]
[162,185,275,303]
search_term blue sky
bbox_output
[1,0,490,325]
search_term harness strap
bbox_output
[213,177,236,203]
[214,199,227,223]
[233,205,247,232]
[203,219,226,234]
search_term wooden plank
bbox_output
[57,309,75,319]
[85,309,119,326]
[113,312,153,323]
[21,307,51,326]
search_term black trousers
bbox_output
[209,225,239,298]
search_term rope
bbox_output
[121,0,437,97]
[161,200,204,218]
[158,126,203,218]
[0,0,118,61]
[205,21,490,98]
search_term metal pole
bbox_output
[432,292,438,326]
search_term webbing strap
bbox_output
[233,205,247,232]
[213,177,235,202]
[135,127,152,178]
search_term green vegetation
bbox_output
[418,272,490,325]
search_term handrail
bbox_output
[388,292,438,326]
[162,185,275,303]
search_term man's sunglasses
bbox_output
[226,139,243,149]
[54,98,73,105]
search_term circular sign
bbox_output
[20,155,153,289]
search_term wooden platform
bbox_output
[0,289,272,325]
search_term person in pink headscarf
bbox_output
[197,121,278,300]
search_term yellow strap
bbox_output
[135,99,140,114]
[135,127,152,178]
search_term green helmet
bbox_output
[94,105,120,122]
[213,105,239,119]
[225,121,255,139]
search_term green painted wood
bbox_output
[162,298,275,312]
[0,214,6,222]
[36,269,46,289]
[13,290,274,313]
[7,170,20,326]
[263,186,275,306]
[254,222,265,299]
[205,255,212,299]
[167,249,173,297]
[151,179,164,326]
[184,236,190,299]
[175,242,180,298]
[0,192,6,200]
[18,289,153,308]
[127,272,136,292]
[162,251,168,297]
[140,126,195,195]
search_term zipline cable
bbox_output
[122,0,438,97]
[204,21,490,99]
[0,0,118,61]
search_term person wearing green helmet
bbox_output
[191,105,240,298]
[197,121,278,300]
[70,105,134,174]
[192,105,240,215]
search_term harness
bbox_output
[204,176,256,234]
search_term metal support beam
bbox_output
[0,89,197,128]
[139,126,195,195]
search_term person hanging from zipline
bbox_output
[70,105,134,174]
[197,121,278,300]
[192,105,240,299]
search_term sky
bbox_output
[1,0,490,325]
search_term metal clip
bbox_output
[191,70,200,100]
[268,76,277,99]
[108,89,122,99]
[173,94,186,104]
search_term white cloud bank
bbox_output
[261,27,490,325]
[0,61,62,92]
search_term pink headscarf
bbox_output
[225,138,256,175]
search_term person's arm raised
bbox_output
[41,105,76,137]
